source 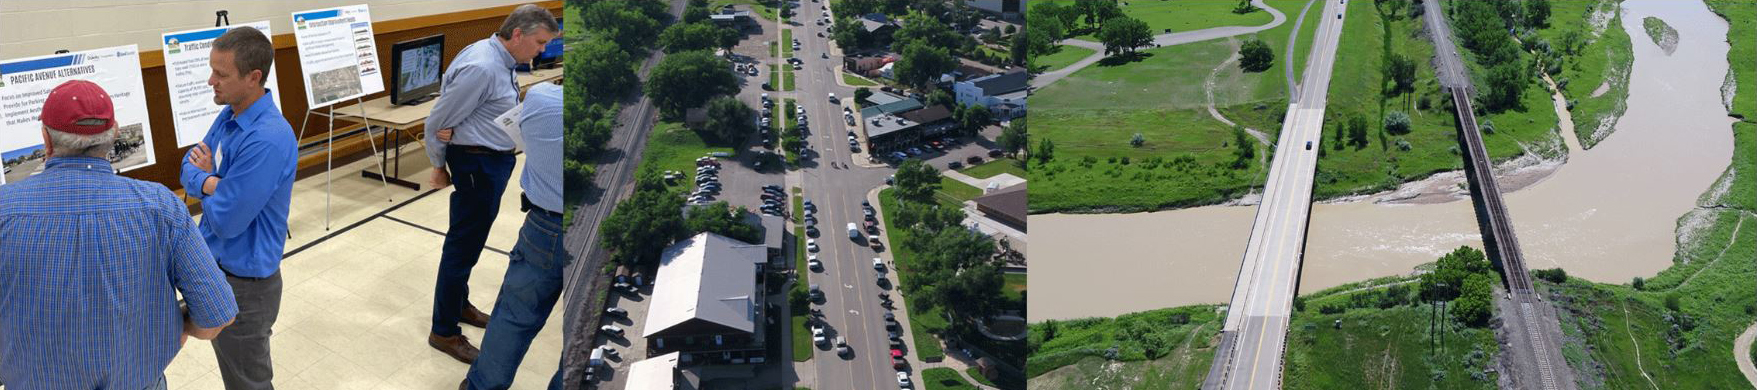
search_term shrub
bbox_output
[1130,132,1144,147]
[1480,119,1496,135]
[1385,111,1412,134]
[1665,292,1681,312]
[1632,276,1646,290]
[1319,304,1344,315]
[1534,268,1567,283]
[1395,138,1412,151]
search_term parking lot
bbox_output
[583,276,651,389]
[872,124,1012,172]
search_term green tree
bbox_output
[895,41,958,90]
[1096,16,1152,55]
[684,201,762,243]
[581,0,662,54]
[1526,0,1551,28]
[682,4,711,24]
[1451,273,1494,327]
[1232,0,1258,14]
[894,10,963,52]
[1232,126,1254,168]
[893,158,941,202]
[998,118,1028,157]
[646,50,739,118]
[1036,138,1055,164]
[831,16,869,49]
[927,90,956,109]
[854,87,874,104]
[599,187,687,267]
[1239,39,1274,72]
[1009,28,1030,66]
[1384,110,1412,135]
[703,96,755,143]
[659,22,723,53]
[1483,60,1528,111]
[1385,53,1417,96]
[961,104,993,134]
[1347,114,1370,148]
[574,38,638,106]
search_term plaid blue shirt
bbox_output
[0,156,238,389]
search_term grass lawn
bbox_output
[792,315,814,362]
[1288,0,1325,86]
[935,176,982,208]
[1029,44,1096,73]
[1043,0,1276,41]
[966,367,998,388]
[1031,107,1267,213]
[921,367,977,390]
[959,158,1028,180]
[638,121,737,191]
[842,72,877,86]
[1533,0,1632,149]
[1002,272,1026,302]
[1707,0,1756,121]
[1026,305,1222,386]
[769,65,796,91]
[781,29,793,58]
[877,188,947,362]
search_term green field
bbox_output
[781,28,793,57]
[1534,0,1633,149]
[1028,0,1326,213]
[1312,0,1561,199]
[1029,44,1096,73]
[877,188,946,361]
[769,64,796,91]
[1026,305,1222,387]
[712,0,778,20]
[1282,275,1501,389]
[1707,0,1757,121]
[1040,0,1276,41]
[637,121,737,191]
[935,176,982,210]
[921,367,977,390]
[841,72,877,86]
[792,187,812,362]
[792,315,814,362]
[960,158,1028,180]
[1288,0,1325,86]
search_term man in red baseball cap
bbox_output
[0,79,238,389]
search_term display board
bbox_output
[162,21,284,148]
[292,4,384,109]
[0,45,156,187]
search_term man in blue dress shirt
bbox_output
[0,80,238,389]
[179,26,297,390]
[460,81,566,390]
[424,4,559,364]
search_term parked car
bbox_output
[870,237,884,250]
[988,149,1004,157]
[599,325,624,336]
[892,350,908,369]
[873,258,885,271]
[897,372,912,388]
[836,336,851,356]
[813,326,828,346]
[605,307,627,316]
[808,255,823,271]
[807,239,819,253]
[810,283,823,300]
[948,161,963,169]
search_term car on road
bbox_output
[847,222,862,240]
[835,336,851,357]
[813,326,828,346]
[810,284,823,300]
[599,325,624,336]
[805,224,819,237]
[605,307,627,317]
[869,236,884,251]
[793,63,802,70]
[808,255,822,271]
[1306,141,1313,150]
[807,239,819,252]
[821,52,828,58]
[948,161,963,170]
[873,258,885,271]
[865,220,878,233]
[897,372,912,388]
[877,276,890,288]
[1338,13,1342,19]
[828,93,837,102]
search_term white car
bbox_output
[873,258,885,272]
[897,372,912,388]
[813,326,828,346]
[808,255,823,271]
[807,239,819,253]
[600,325,624,336]
[828,93,838,102]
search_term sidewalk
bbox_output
[942,170,1025,191]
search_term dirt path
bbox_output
[1676,212,1746,288]
[1620,299,1661,390]
[1736,319,1757,388]
[1204,37,1274,153]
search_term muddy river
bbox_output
[1031,0,1736,321]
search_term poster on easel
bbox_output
[0,45,155,187]
[291,4,384,109]
[162,21,284,148]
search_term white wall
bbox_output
[0,0,535,59]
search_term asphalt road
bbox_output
[1209,0,1346,388]
[785,3,915,389]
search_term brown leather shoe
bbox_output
[458,379,469,390]
[428,333,480,364]
[461,302,490,328]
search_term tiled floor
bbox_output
[165,149,566,390]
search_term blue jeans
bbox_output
[465,209,569,390]
[432,151,516,337]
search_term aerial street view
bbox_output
[1025,0,1755,389]
[561,0,1027,388]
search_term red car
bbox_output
[891,349,907,369]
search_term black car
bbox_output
[988,149,1004,157]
